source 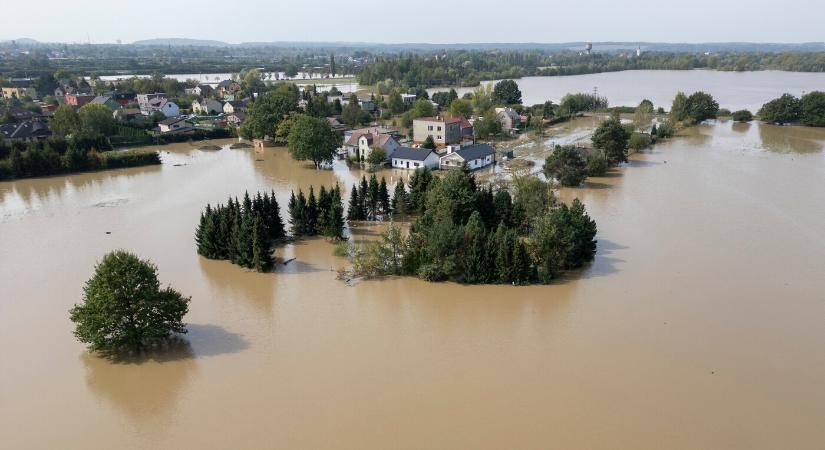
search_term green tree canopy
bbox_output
[78,103,116,137]
[800,91,825,127]
[543,145,588,187]
[758,93,802,124]
[69,250,190,355]
[731,110,753,122]
[240,89,299,139]
[591,117,630,166]
[685,91,719,123]
[492,79,522,105]
[287,115,341,168]
[50,104,81,137]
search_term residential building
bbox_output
[225,112,246,126]
[0,121,52,142]
[156,117,194,135]
[0,107,42,122]
[359,99,376,112]
[141,97,180,117]
[113,108,143,121]
[223,99,248,114]
[216,80,241,99]
[185,84,214,97]
[439,144,496,171]
[390,147,440,170]
[413,116,463,146]
[400,93,417,106]
[495,107,521,133]
[192,98,223,115]
[343,126,399,143]
[90,96,121,109]
[344,131,400,161]
[1,79,37,100]
[137,93,167,107]
[64,93,96,107]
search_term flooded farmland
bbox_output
[2,120,825,449]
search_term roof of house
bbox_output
[8,79,33,88]
[1,107,41,121]
[90,96,113,105]
[0,121,51,139]
[115,108,142,116]
[159,117,187,126]
[451,144,495,161]
[346,132,395,148]
[459,117,472,129]
[225,100,246,107]
[228,111,246,121]
[391,147,435,161]
[416,116,463,124]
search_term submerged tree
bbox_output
[69,250,190,355]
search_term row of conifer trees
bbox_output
[195,191,285,272]
[287,184,345,239]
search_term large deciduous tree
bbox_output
[287,115,341,169]
[591,117,630,166]
[492,79,522,105]
[69,251,190,355]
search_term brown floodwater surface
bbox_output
[2,124,825,449]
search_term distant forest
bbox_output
[1,39,824,86]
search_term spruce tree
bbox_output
[367,174,379,220]
[347,184,361,221]
[317,185,330,233]
[358,176,368,220]
[306,186,318,235]
[391,181,408,217]
[378,177,391,216]
[268,190,285,239]
[251,215,273,272]
[195,209,208,256]
[494,224,514,283]
[512,240,531,285]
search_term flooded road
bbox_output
[2,123,825,449]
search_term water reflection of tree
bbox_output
[198,257,280,312]
[0,165,162,208]
[758,123,824,153]
[81,324,247,421]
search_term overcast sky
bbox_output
[3,0,824,44]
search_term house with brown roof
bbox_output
[65,93,96,107]
[413,116,463,146]
[344,131,401,161]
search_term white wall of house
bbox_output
[392,153,439,170]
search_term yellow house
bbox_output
[1,79,37,100]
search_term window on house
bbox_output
[427,125,433,131]
[437,126,442,131]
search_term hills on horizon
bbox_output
[3,37,824,53]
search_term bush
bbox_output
[800,91,825,127]
[731,110,753,122]
[628,132,652,151]
[417,263,448,282]
[717,108,732,117]
[586,150,609,177]
[759,94,801,124]
[655,121,676,138]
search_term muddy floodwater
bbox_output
[432,70,825,111]
[2,121,825,449]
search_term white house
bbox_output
[192,98,223,115]
[141,96,180,117]
[157,117,194,135]
[344,131,400,161]
[439,144,496,171]
[495,107,521,132]
[391,147,440,170]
